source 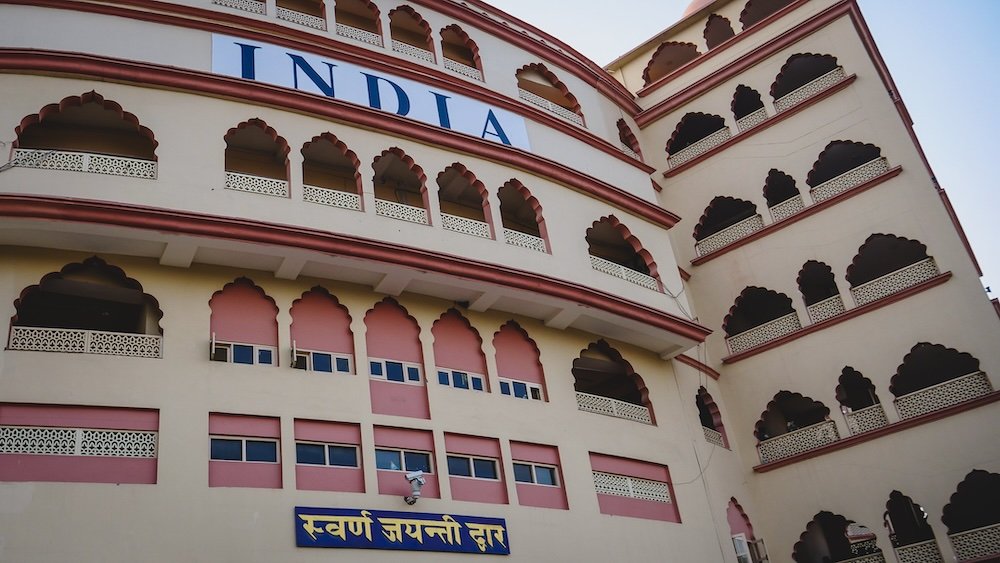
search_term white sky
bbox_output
[488,0,1000,294]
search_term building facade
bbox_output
[0,0,997,561]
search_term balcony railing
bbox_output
[725,311,802,355]
[12,148,156,179]
[592,471,670,503]
[589,255,659,291]
[212,0,264,14]
[666,127,731,169]
[839,553,885,563]
[850,258,939,306]
[695,214,764,256]
[503,228,546,252]
[620,143,641,161]
[336,23,383,46]
[302,185,362,210]
[702,426,725,448]
[576,392,652,424]
[225,171,289,197]
[809,157,890,203]
[757,420,840,464]
[806,294,846,324]
[894,540,944,563]
[774,66,848,112]
[392,40,435,63]
[894,371,993,420]
[8,326,163,358]
[517,88,584,125]
[0,425,157,457]
[444,58,483,81]
[276,6,326,29]
[844,403,889,435]
[736,107,767,132]
[374,199,429,224]
[768,194,804,222]
[948,523,1000,562]
[441,213,490,238]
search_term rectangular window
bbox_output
[438,369,486,391]
[208,413,282,489]
[446,455,498,479]
[499,377,543,400]
[512,462,558,486]
[209,436,278,463]
[211,341,276,366]
[444,433,506,504]
[375,448,432,473]
[370,358,422,384]
[295,442,358,467]
[293,350,353,373]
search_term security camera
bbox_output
[403,470,426,505]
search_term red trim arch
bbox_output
[440,24,483,72]
[289,286,355,356]
[431,308,488,381]
[224,118,291,160]
[574,339,656,424]
[616,119,642,159]
[664,112,726,155]
[806,140,882,187]
[364,296,422,357]
[587,215,661,284]
[498,178,549,247]
[372,146,429,202]
[704,14,736,50]
[696,386,728,447]
[301,132,363,194]
[642,42,701,86]
[754,390,830,441]
[692,196,757,241]
[436,162,493,232]
[727,497,756,538]
[210,277,278,314]
[731,84,765,120]
[723,286,795,337]
[335,0,382,35]
[14,90,158,158]
[740,0,794,30]
[388,5,434,52]
[515,63,583,117]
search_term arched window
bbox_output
[793,511,882,562]
[436,163,493,239]
[704,14,735,49]
[372,147,430,225]
[441,24,483,80]
[771,54,846,112]
[334,0,382,45]
[884,491,938,552]
[210,278,278,366]
[755,391,838,463]
[890,343,992,419]
[797,260,843,322]
[807,140,889,202]
[617,119,643,161]
[431,309,488,392]
[728,498,768,563]
[389,6,434,62]
[572,340,654,424]
[493,321,546,401]
[693,197,762,256]
[739,0,793,30]
[290,287,354,373]
[515,64,584,125]
[942,470,1000,548]
[498,179,548,253]
[277,0,326,29]
[9,257,163,358]
[724,286,798,337]
[732,84,765,125]
[696,387,728,447]
[13,91,157,179]
[224,119,290,197]
[665,112,730,168]
[301,133,362,210]
[836,367,888,435]
[364,298,429,419]
[642,42,700,85]
[846,234,939,306]
[586,216,661,291]
[762,169,802,220]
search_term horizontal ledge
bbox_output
[722,272,952,363]
[0,49,676,228]
[753,390,1000,472]
[662,75,858,178]
[672,354,720,380]
[0,194,712,343]
[691,166,902,265]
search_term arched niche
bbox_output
[301,133,362,194]
[806,140,882,187]
[884,491,936,548]
[755,390,830,441]
[441,24,482,73]
[942,469,1000,535]
[372,147,429,210]
[436,163,491,233]
[209,278,279,365]
[289,286,354,372]
[846,234,929,288]
[693,196,757,241]
[792,511,881,562]
[643,42,700,85]
[492,321,546,400]
[890,342,981,398]
[515,63,583,118]
[740,0,793,30]
[389,5,433,53]
[723,286,795,337]
[771,53,839,100]
[224,118,289,180]
[835,367,880,411]
[705,14,736,49]
[797,260,839,306]
[431,309,488,391]
[572,340,655,424]
[586,215,660,282]
[665,112,727,155]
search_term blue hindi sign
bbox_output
[294,506,510,555]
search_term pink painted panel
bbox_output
[296,465,364,493]
[515,483,568,510]
[289,290,354,353]
[294,419,360,444]
[373,426,434,451]
[450,476,508,504]
[0,455,156,484]
[209,413,280,438]
[364,300,422,362]
[209,460,282,488]
[0,404,158,430]
[377,469,440,498]
[431,312,487,374]
[596,494,681,522]
[493,323,544,385]
[444,433,500,458]
[369,380,430,419]
[589,453,669,482]
[727,501,755,538]
[209,280,278,345]
[510,441,560,465]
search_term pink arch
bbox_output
[500,178,549,249]
[515,63,583,117]
[289,287,354,355]
[389,5,434,52]
[589,214,662,286]
[493,321,545,386]
[363,297,422,363]
[224,118,290,160]
[302,132,362,194]
[727,497,755,539]
[437,162,494,236]
[209,278,278,346]
[441,23,483,72]
[431,309,487,377]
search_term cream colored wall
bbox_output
[0,247,746,562]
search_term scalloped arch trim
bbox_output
[665,112,726,154]
[224,118,291,159]
[515,62,582,116]
[642,41,701,85]
[301,132,363,192]
[587,215,661,282]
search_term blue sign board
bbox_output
[294,506,510,555]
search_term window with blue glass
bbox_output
[370,358,422,384]
[296,442,359,467]
[210,436,278,462]
[498,377,543,400]
[293,349,353,373]
[375,448,432,472]
[438,369,486,391]
[211,340,276,366]
[447,454,499,480]
[512,462,558,485]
